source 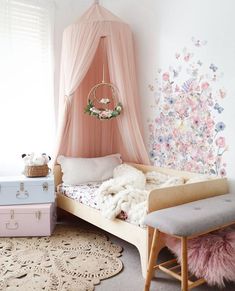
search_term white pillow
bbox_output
[57,154,122,185]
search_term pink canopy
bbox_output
[55,3,149,164]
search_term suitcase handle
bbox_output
[16,190,29,199]
[6,222,19,230]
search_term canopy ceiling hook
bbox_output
[94,0,99,4]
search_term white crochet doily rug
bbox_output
[0,225,123,291]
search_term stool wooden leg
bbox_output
[144,229,161,291]
[181,237,188,291]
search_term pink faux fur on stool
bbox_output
[165,227,235,288]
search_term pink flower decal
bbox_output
[206,118,214,130]
[201,82,210,90]
[220,169,226,177]
[162,72,170,81]
[148,39,227,176]
[216,137,226,148]
[192,116,200,127]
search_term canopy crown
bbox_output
[73,2,124,25]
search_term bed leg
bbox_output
[138,243,148,278]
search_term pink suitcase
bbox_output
[0,203,56,237]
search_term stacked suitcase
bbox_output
[0,175,55,237]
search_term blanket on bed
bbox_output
[96,164,184,226]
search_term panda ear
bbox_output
[42,153,46,156]
[22,154,26,159]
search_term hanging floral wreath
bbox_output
[85,99,122,119]
[84,82,123,120]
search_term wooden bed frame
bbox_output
[54,163,229,277]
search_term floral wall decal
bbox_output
[148,37,227,176]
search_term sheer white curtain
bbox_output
[0,0,55,176]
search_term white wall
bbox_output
[54,0,94,117]
[146,0,235,190]
[54,0,235,190]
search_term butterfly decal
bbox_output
[148,84,154,91]
[154,92,160,106]
[187,67,198,77]
[197,60,203,66]
[219,89,226,99]
[175,53,180,60]
[173,69,179,78]
[182,48,193,62]
[175,85,180,92]
[214,103,224,114]
[169,66,181,78]
[184,53,192,62]
[209,63,218,72]
[192,37,207,47]
[213,75,218,82]
[207,93,214,106]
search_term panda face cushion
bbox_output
[22,153,51,166]
[22,153,34,166]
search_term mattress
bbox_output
[57,182,128,221]
[57,181,159,210]
[57,182,101,210]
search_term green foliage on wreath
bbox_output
[84,99,122,120]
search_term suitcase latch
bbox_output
[16,182,29,199]
[35,210,41,220]
[10,209,15,219]
[6,210,18,230]
[20,182,24,192]
[42,182,48,191]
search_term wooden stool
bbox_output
[144,193,235,291]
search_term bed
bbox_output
[54,163,228,277]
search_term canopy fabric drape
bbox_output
[55,3,150,165]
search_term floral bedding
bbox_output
[57,182,101,210]
[57,182,128,221]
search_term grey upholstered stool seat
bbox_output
[144,193,235,237]
[144,193,235,291]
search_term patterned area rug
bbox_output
[0,225,123,290]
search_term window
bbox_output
[0,0,55,175]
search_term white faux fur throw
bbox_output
[97,164,185,227]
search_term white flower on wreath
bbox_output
[99,110,113,118]
[100,98,110,104]
[116,105,122,112]
[90,107,101,114]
